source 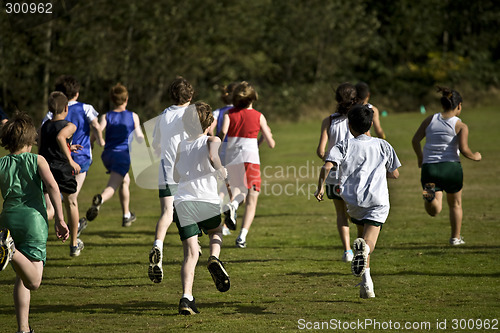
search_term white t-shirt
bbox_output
[423,113,460,164]
[326,134,401,223]
[174,135,220,205]
[325,113,353,185]
[152,105,189,185]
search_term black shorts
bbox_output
[47,161,77,194]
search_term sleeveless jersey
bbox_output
[423,113,460,164]
[326,113,353,185]
[152,105,189,185]
[174,135,220,204]
[104,110,135,151]
[226,107,261,165]
[38,119,72,166]
[66,101,98,165]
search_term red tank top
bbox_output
[227,108,261,138]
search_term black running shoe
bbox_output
[86,194,102,221]
[178,297,200,315]
[223,203,237,230]
[207,255,230,292]
[423,183,436,202]
[122,212,136,227]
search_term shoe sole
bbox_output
[423,183,435,202]
[235,240,246,248]
[351,238,369,277]
[86,195,102,221]
[0,229,14,271]
[207,258,230,292]
[148,247,163,283]
[179,308,197,315]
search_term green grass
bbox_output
[1,107,499,332]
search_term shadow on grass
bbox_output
[0,300,274,316]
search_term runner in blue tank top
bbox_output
[86,83,144,227]
[41,75,105,239]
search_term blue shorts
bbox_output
[72,154,92,173]
[101,149,130,177]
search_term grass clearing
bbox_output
[1,107,499,332]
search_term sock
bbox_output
[182,294,194,301]
[362,268,371,283]
[239,228,248,241]
[153,240,163,251]
[232,200,239,210]
[123,212,131,219]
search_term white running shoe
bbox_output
[450,236,465,246]
[235,238,246,248]
[342,250,354,262]
[70,239,84,257]
[358,281,376,298]
[351,238,369,277]
[222,226,231,236]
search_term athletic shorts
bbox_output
[47,161,77,194]
[173,201,222,241]
[351,218,383,228]
[0,207,49,264]
[325,183,342,200]
[101,149,130,177]
[73,156,91,173]
[159,184,178,198]
[227,162,261,192]
[421,162,463,193]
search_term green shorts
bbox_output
[325,184,343,201]
[174,201,222,241]
[0,207,48,264]
[421,162,463,193]
[159,184,178,198]
[351,218,383,228]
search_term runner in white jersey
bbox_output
[412,87,481,246]
[172,102,230,315]
[148,77,194,284]
[315,82,357,262]
[315,104,401,299]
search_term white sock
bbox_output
[123,212,131,219]
[232,200,239,210]
[239,228,248,241]
[182,294,194,301]
[362,268,371,283]
[153,240,163,252]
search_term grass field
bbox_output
[1,107,499,332]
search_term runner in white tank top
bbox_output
[412,87,481,246]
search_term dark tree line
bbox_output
[1,0,499,123]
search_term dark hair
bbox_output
[335,82,357,116]
[221,82,238,105]
[54,75,80,99]
[232,81,258,108]
[182,101,213,136]
[348,104,373,134]
[169,76,194,105]
[0,112,37,153]
[355,81,370,102]
[110,83,128,106]
[437,86,462,111]
[48,91,68,114]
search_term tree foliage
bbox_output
[0,0,499,122]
